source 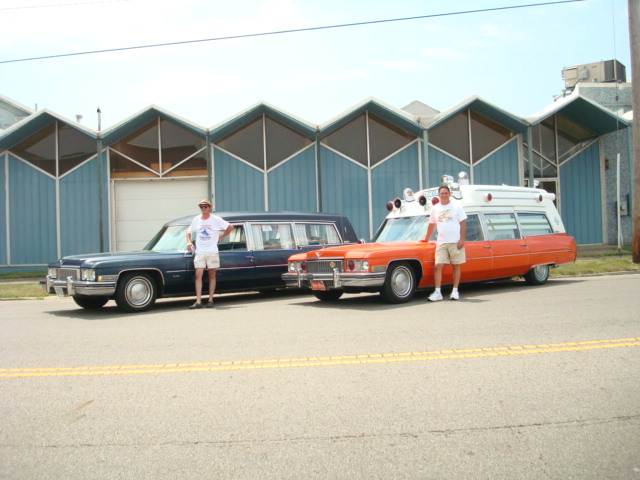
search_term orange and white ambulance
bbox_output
[283,173,577,303]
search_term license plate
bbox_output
[311,281,326,291]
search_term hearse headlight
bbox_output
[48,267,57,279]
[81,269,96,281]
[346,260,369,272]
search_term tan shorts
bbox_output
[194,253,220,269]
[435,243,466,265]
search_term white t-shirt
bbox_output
[188,214,230,254]
[429,201,467,244]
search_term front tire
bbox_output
[312,290,344,301]
[524,264,550,285]
[73,296,108,309]
[380,262,416,304]
[115,272,158,312]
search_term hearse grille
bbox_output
[306,259,343,274]
[57,267,80,280]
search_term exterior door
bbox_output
[484,212,530,277]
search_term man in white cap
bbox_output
[185,199,233,309]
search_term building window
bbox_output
[322,114,368,167]
[109,117,206,178]
[265,117,312,169]
[58,124,98,175]
[368,114,415,167]
[556,114,596,163]
[216,118,264,169]
[470,111,512,163]
[12,121,96,177]
[111,120,159,174]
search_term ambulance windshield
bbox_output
[373,216,430,242]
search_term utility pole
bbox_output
[631,0,640,263]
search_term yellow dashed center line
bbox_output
[1,337,639,378]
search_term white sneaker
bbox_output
[428,291,443,302]
[450,290,460,301]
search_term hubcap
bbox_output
[126,278,152,306]
[392,267,412,296]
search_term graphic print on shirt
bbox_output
[437,209,453,223]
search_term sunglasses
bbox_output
[199,205,210,209]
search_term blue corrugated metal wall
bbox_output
[560,142,602,244]
[60,157,104,256]
[268,146,316,212]
[473,139,519,186]
[8,155,57,264]
[0,155,6,265]
[214,148,265,211]
[319,146,368,240]
[371,143,420,234]
[428,147,469,184]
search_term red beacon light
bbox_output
[431,196,440,206]
[535,193,543,202]
[386,201,394,211]
[393,198,402,209]
[484,193,492,202]
[418,195,427,206]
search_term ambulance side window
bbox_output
[485,213,520,240]
[518,213,553,236]
[464,214,483,242]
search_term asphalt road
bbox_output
[1,274,639,480]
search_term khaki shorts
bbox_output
[435,243,466,265]
[194,253,220,269]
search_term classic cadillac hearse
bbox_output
[283,174,577,303]
[42,212,358,312]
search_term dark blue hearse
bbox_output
[42,212,358,313]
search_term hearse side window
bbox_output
[485,213,521,240]
[218,225,247,251]
[252,223,295,250]
[517,213,553,236]
[295,223,341,245]
[464,214,483,242]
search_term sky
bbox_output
[0,0,632,130]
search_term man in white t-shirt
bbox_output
[421,185,467,301]
[185,199,234,309]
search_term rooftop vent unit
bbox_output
[562,60,626,90]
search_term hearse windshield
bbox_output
[144,225,188,252]
[373,216,429,242]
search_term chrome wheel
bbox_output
[115,272,157,312]
[524,264,550,286]
[380,262,416,303]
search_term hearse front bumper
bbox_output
[41,276,117,297]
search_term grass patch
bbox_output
[551,256,640,277]
[0,282,47,299]
[0,270,46,280]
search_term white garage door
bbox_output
[113,179,208,251]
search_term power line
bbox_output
[0,0,585,64]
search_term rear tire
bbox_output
[380,262,416,304]
[312,290,344,301]
[524,264,550,285]
[115,272,157,312]
[73,296,108,309]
